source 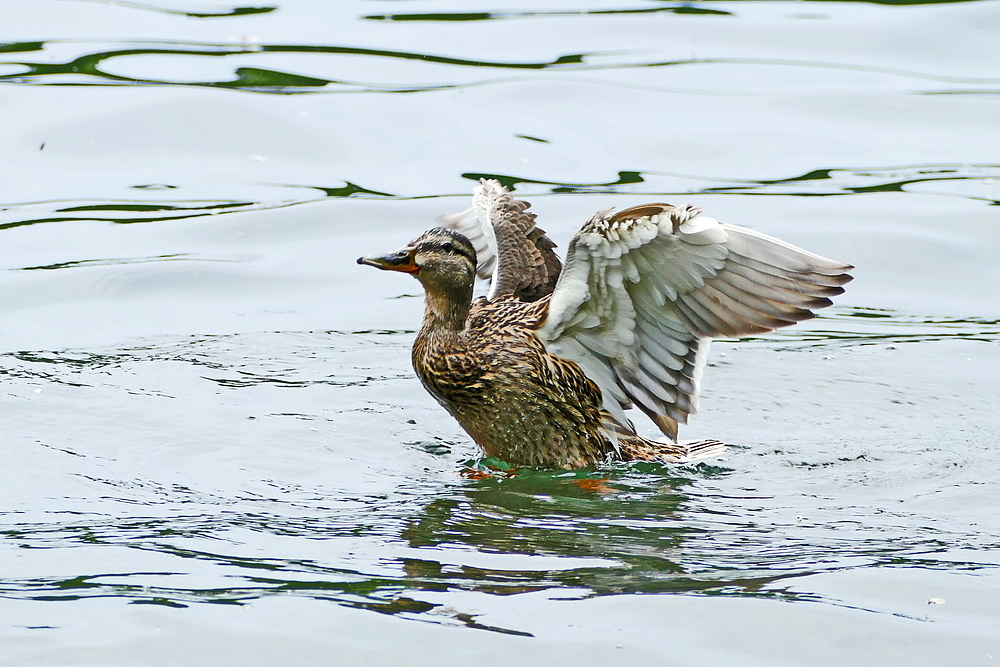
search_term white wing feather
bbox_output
[538,203,852,438]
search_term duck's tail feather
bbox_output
[618,436,726,463]
[675,439,727,463]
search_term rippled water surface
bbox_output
[2,0,999,664]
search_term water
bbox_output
[2,0,999,664]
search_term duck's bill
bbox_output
[356,248,419,273]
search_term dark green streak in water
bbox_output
[367,12,495,22]
[265,44,588,70]
[77,1,276,18]
[0,41,45,54]
[57,202,250,213]
[16,254,190,271]
[363,6,734,21]
[309,182,396,198]
[131,598,189,607]
[364,0,982,20]
[215,67,331,89]
[461,170,646,192]
[0,199,258,231]
[181,6,276,18]
[845,175,971,194]
[0,214,215,231]
[755,168,834,185]
[837,0,976,4]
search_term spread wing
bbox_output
[537,203,853,440]
[439,179,561,302]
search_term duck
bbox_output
[358,180,852,469]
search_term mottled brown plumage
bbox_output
[359,180,852,469]
[481,191,562,301]
[413,294,616,468]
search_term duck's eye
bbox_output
[441,242,455,252]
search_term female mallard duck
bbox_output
[359,180,852,469]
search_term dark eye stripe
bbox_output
[422,240,476,264]
[452,243,477,264]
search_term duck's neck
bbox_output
[420,282,473,335]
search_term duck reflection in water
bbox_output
[359,180,852,469]
[390,465,811,637]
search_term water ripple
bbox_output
[0,186,389,231]
[462,164,1000,204]
[2,324,997,634]
[0,331,416,391]
[3,39,997,94]
[0,164,994,236]
[2,463,994,634]
[739,307,1000,348]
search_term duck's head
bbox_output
[358,227,478,297]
